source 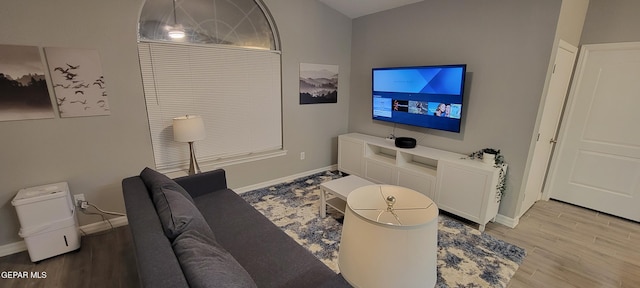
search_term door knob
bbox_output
[550,138,557,144]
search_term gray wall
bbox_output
[348,0,562,219]
[0,0,153,247]
[0,0,351,246]
[580,0,640,44]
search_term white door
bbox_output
[521,40,577,217]
[547,42,640,222]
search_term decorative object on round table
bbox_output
[338,185,439,288]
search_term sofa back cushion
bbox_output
[152,184,211,240]
[139,168,257,288]
[140,167,195,203]
[122,176,190,288]
[140,167,204,239]
[173,228,258,288]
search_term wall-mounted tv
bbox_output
[372,64,466,133]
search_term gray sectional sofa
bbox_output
[122,168,350,288]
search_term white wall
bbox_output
[0,0,351,246]
[348,0,562,219]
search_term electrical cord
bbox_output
[86,202,126,217]
[77,201,125,237]
[389,124,397,139]
[78,209,114,236]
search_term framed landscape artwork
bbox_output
[299,63,338,104]
[45,47,110,117]
[0,44,54,122]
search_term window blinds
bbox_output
[138,42,282,170]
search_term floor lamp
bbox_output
[173,115,205,175]
[338,185,439,288]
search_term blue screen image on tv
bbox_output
[372,64,466,132]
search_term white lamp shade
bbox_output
[173,115,205,142]
[338,185,439,288]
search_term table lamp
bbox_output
[338,185,439,288]
[173,115,205,175]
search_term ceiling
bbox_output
[318,0,424,19]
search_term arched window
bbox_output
[138,0,283,172]
[139,0,279,50]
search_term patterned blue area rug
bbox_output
[241,171,526,288]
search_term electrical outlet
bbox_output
[300,152,305,160]
[73,194,85,207]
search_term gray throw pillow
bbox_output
[173,228,257,288]
[152,184,211,240]
[140,167,195,203]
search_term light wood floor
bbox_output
[485,200,640,288]
[1,199,638,288]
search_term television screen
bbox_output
[372,64,466,132]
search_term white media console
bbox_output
[338,133,506,231]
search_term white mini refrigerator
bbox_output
[12,182,81,262]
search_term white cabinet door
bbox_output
[436,159,499,230]
[338,136,364,176]
[396,168,436,199]
[364,158,394,184]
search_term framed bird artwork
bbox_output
[45,47,110,117]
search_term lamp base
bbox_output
[188,142,201,175]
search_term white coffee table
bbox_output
[319,175,375,218]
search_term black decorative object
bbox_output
[395,137,416,148]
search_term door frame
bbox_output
[540,40,579,202]
[518,39,577,217]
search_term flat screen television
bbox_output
[372,64,466,133]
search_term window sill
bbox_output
[161,149,287,179]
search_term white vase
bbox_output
[483,153,496,165]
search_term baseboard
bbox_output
[495,213,519,228]
[0,240,27,258]
[78,215,129,235]
[234,165,338,194]
[0,216,129,258]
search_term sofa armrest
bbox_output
[174,169,228,198]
